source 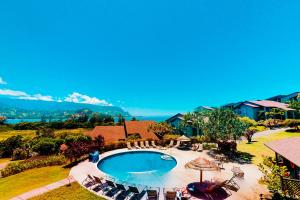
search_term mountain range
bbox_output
[0,98,130,119]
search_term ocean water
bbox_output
[6,116,171,124]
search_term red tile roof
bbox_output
[85,120,159,144]
[249,100,294,111]
[86,126,125,144]
[265,137,300,167]
[125,121,159,140]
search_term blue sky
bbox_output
[0,0,299,116]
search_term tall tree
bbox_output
[148,122,173,139]
[204,109,248,141]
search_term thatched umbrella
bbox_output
[177,135,191,142]
[185,157,220,183]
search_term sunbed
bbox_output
[145,141,150,148]
[167,140,174,148]
[140,141,146,148]
[173,141,181,148]
[104,180,122,197]
[91,177,110,193]
[114,183,131,200]
[192,144,199,151]
[146,189,159,200]
[134,141,140,149]
[197,143,203,152]
[151,141,157,148]
[128,186,147,200]
[127,142,133,150]
[163,188,177,200]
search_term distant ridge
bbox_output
[0,98,130,119]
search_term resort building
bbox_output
[86,120,158,144]
[233,100,295,120]
[267,92,299,103]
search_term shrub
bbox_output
[190,135,208,144]
[1,155,66,177]
[203,143,217,150]
[249,125,267,133]
[259,156,288,195]
[126,134,141,141]
[263,119,284,129]
[12,148,28,160]
[283,119,300,130]
[103,142,126,151]
[0,135,23,158]
[217,140,237,152]
[64,134,92,144]
[239,117,257,126]
[163,134,180,140]
[32,138,63,155]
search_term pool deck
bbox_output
[70,148,268,200]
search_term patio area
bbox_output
[70,147,267,200]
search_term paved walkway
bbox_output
[253,128,289,138]
[11,176,75,200]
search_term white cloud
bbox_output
[64,92,112,106]
[0,77,7,85]
[0,89,27,96]
[0,89,54,101]
[0,88,111,105]
[19,94,54,101]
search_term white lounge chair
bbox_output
[192,144,199,151]
[151,141,157,148]
[167,140,174,148]
[134,141,140,149]
[127,142,132,150]
[140,141,146,148]
[173,141,181,148]
[145,141,150,148]
[197,143,203,152]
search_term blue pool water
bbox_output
[97,151,177,186]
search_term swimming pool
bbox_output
[97,151,177,186]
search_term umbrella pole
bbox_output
[200,170,203,183]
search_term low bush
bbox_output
[217,140,237,152]
[12,148,28,160]
[263,119,284,129]
[190,135,208,144]
[163,134,180,140]
[32,138,64,155]
[249,125,267,133]
[103,142,126,151]
[283,119,300,130]
[203,143,217,150]
[1,155,66,177]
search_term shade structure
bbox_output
[177,135,191,142]
[185,157,220,183]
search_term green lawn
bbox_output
[237,131,300,165]
[0,130,36,140]
[30,182,105,200]
[0,128,89,141]
[0,166,70,200]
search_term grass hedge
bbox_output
[1,155,66,177]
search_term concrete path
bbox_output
[0,162,8,170]
[10,176,75,200]
[253,128,289,138]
